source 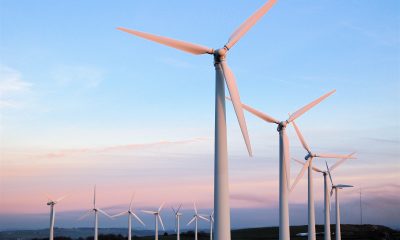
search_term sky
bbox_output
[1,0,400,231]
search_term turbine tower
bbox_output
[293,153,355,240]
[142,203,165,240]
[78,186,112,240]
[187,203,209,240]
[326,162,354,240]
[117,1,278,239]
[112,193,145,240]
[228,89,335,239]
[208,211,214,240]
[290,121,356,240]
[45,194,67,240]
[172,204,183,240]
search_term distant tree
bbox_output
[163,232,168,236]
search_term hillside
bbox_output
[0,225,398,240]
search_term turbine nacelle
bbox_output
[277,120,289,131]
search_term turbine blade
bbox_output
[141,210,157,215]
[171,206,177,215]
[330,188,334,197]
[97,208,113,219]
[93,185,96,208]
[129,192,136,211]
[220,61,252,156]
[226,0,277,49]
[329,152,356,172]
[158,202,165,212]
[292,121,311,153]
[112,211,128,218]
[177,204,182,213]
[187,216,196,226]
[194,202,198,215]
[283,131,291,190]
[55,195,68,203]
[78,209,93,221]
[325,161,334,186]
[290,157,311,192]
[226,97,279,124]
[117,27,213,55]
[288,90,336,123]
[158,215,165,231]
[337,184,354,188]
[316,153,356,159]
[132,212,146,226]
[199,215,210,222]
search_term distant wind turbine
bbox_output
[78,186,112,240]
[207,211,214,240]
[142,203,165,240]
[290,121,356,240]
[187,203,209,240]
[117,1,278,239]
[45,194,67,240]
[172,204,183,240]
[293,153,355,240]
[326,161,354,240]
[112,193,145,240]
[228,89,336,240]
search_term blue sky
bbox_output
[0,0,399,230]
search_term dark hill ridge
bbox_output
[0,225,399,240]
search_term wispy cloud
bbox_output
[0,65,32,108]
[51,65,104,88]
[39,137,206,159]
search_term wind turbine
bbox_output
[117,1,278,239]
[208,211,214,240]
[187,203,209,240]
[112,193,145,240]
[45,194,67,240]
[172,204,183,240]
[78,186,112,240]
[326,162,354,240]
[293,153,355,240]
[290,121,356,240]
[228,89,336,240]
[142,203,165,240]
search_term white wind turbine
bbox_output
[172,204,183,240]
[45,194,67,240]
[293,153,355,240]
[117,1,278,239]
[326,162,354,240]
[142,203,165,240]
[78,186,112,240]
[290,121,356,240]
[112,193,145,240]
[187,203,209,240]
[228,89,336,240]
[207,211,214,240]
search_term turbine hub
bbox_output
[213,47,228,63]
[277,121,288,131]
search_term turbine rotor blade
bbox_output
[55,195,68,203]
[93,185,96,208]
[78,209,93,221]
[336,184,354,188]
[226,97,279,124]
[194,202,198,215]
[292,121,311,153]
[199,215,210,222]
[97,208,113,219]
[177,204,182,213]
[220,61,252,156]
[187,216,196,226]
[141,210,157,215]
[158,215,165,231]
[329,152,356,172]
[158,202,165,212]
[288,90,336,123]
[325,161,334,186]
[117,27,213,55]
[316,153,356,159]
[226,0,277,49]
[132,212,146,226]
[290,157,311,192]
[112,211,128,218]
[129,192,136,211]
